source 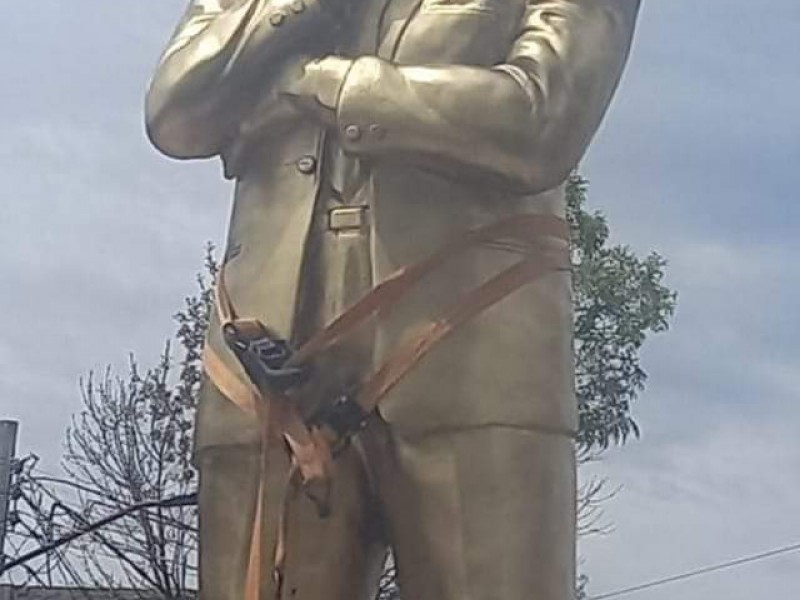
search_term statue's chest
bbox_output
[347,0,525,66]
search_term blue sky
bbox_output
[1,1,798,598]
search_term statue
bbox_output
[145,1,642,599]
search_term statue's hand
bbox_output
[233,57,308,140]
[238,53,342,139]
[223,53,351,176]
[278,56,352,125]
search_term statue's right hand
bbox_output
[237,54,317,137]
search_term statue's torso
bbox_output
[196,0,577,449]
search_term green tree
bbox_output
[567,174,676,450]
[2,251,217,596]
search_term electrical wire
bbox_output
[0,492,197,577]
[591,541,800,599]
[8,489,799,597]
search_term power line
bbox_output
[591,541,800,599]
[0,492,197,577]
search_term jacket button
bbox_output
[269,11,286,26]
[344,124,362,141]
[296,155,317,175]
[291,0,306,13]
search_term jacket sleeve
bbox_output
[308,0,641,193]
[145,0,334,158]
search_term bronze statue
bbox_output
[145,1,642,598]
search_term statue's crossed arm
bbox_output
[145,0,339,158]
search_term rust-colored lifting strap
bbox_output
[201,213,571,599]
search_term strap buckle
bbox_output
[222,320,311,395]
[307,391,369,442]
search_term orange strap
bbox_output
[356,248,569,412]
[203,214,571,600]
[202,344,258,417]
[288,213,569,367]
[244,477,264,600]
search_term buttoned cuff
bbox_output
[281,56,397,149]
[335,56,395,152]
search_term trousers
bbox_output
[197,420,576,600]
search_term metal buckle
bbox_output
[328,206,368,231]
[308,392,369,441]
[222,320,310,394]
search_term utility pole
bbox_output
[0,420,19,572]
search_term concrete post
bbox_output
[0,420,19,572]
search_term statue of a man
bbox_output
[145,1,641,599]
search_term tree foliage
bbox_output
[567,175,676,450]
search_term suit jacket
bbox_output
[146,0,642,450]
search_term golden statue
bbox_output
[145,1,642,598]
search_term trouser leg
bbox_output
[198,440,302,600]
[197,445,262,600]
[365,422,576,600]
[197,441,386,600]
[278,442,387,600]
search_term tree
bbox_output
[567,173,676,597]
[4,177,675,597]
[568,174,676,450]
[2,250,217,596]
